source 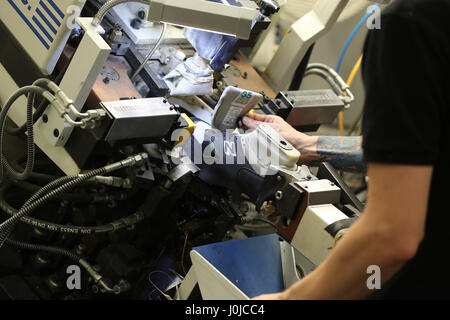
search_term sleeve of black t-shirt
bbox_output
[362,11,447,165]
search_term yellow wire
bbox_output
[338,54,363,136]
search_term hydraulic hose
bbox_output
[0,195,144,234]
[6,50,72,137]
[22,152,146,209]
[10,160,59,183]
[6,238,80,260]
[305,64,355,105]
[5,238,127,294]
[9,180,95,202]
[307,63,351,92]
[0,86,55,182]
[10,179,132,203]
[0,170,104,246]
[304,69,343,97]
[23,175,79,208]
[6,99,47,136]
[20,92,35,181]
[0,153,147,246]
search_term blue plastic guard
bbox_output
[193,233,284,298]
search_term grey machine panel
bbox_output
[100,98,180,142]
[284,89,345,131]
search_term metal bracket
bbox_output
[35,17,111,148]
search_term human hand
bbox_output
[241,113,316,154]
[251,292,285,300]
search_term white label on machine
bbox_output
[222,105,245,128]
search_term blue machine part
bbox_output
[185,0,256,72]
[193,233,284,298]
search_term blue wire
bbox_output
[335,3,380,73]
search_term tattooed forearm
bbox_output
[308,136,365,172]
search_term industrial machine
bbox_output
[0,0,369,300]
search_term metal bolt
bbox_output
[277,176,282,182]
[75,244,87,256]
[53,129,59,137]
[42,114,48,123]
[137,9,146,19]
[275,191,283,200]
[93,265,102,272]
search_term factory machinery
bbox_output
[0,0,374,299]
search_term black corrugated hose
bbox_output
[0,86,46,182]
[6,52,72,137]
[5,237,80,261]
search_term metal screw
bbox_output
[42,114,48,123]
[53,129,59,137]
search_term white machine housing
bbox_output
[0,0,86,74]
[148,0,259,40]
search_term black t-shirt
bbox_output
[362,0,450,298]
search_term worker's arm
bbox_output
[242,114,364,172]
[254,163,433,299]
